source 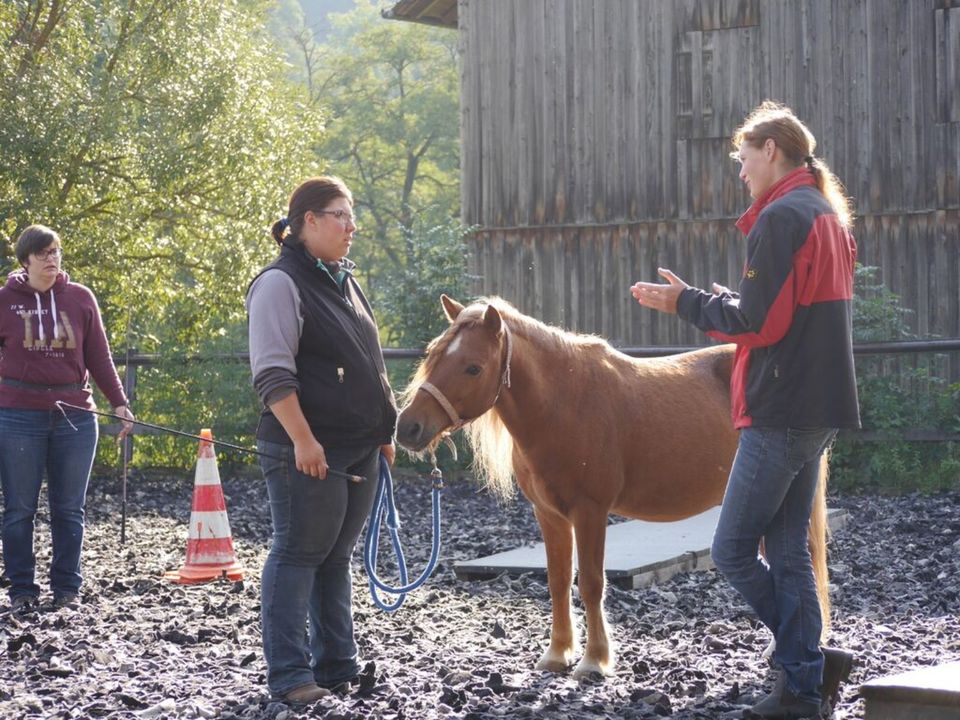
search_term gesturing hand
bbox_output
[630,268,690,314]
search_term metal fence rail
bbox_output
[112,338,960,365]
[102,339,960,445]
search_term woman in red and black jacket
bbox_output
[632,101,859,719]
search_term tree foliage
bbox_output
[830,265,960,493]
[1,1,471,470]
[0,0,325,467]
[277,1,463,329]
[0,0,322,346]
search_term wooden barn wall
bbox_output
[467,213,960,348]
[458,0,960,350]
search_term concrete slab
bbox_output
[862,661,960,720]
[454,506,849,590]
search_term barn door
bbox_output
[676,0,760,219]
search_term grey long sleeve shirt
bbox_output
[246,269,303,407]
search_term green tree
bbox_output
[830,265,960,492]
[280,0,463,334]
[0,0,324,466]
[1,0,322,342]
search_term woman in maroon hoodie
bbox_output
[0,224,134,611]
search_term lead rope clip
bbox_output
[430,466,444,490]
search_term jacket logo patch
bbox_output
[745,268,758,279]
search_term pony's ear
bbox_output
[482,304,502,334]
[441,294,464,323]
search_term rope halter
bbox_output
[417,323,513,433]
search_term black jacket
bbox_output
[677,168,860,429]
[250,242,397,447]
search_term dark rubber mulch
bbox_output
[1,466,957,719]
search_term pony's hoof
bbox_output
[572,659,608,681]
[762,638,776,666]
[535,650,573,673]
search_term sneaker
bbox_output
[53,593,79,609]
[750,681,821,719]
[277,683,331,704]
[10,595,39,612]
[820,647,854,712]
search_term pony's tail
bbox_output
[810,451,831,640]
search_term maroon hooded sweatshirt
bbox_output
[0,269,127,411]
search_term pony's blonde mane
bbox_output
[406,297,612,502]
[465,408,515,501]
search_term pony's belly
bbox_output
[612,462,731,522]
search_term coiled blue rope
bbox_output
[363,454,444,611]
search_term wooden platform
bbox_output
[454,506,849,589]
[862,661,960,720]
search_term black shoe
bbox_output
[820,647,854,712]
[10,595,39,613]
[750,684,821,719]
[53,593,79,609]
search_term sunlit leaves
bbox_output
[0,0,320,350]
[287,1,461,294]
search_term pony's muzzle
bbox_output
[396,416,427,450]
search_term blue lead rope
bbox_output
[362,454,444,611]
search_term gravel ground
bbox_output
[1,462,958,719]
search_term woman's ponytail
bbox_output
[733,101,853,229]
[270,216,290,245]
[807,157,853,230]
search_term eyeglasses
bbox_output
[316,209,356,225]
[34,247,63,261]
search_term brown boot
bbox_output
[279,683,331,704]
[820,647,855,712]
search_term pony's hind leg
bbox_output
[532,505,578,673]
[571,505,614,679]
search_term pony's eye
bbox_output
[465,365,482,376]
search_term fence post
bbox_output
[122,348,137,464]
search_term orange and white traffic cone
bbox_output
[164,429,244,584]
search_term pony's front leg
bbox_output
[571,506,614,679]
[533,506,578,672]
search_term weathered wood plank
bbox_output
[457,0,960,359]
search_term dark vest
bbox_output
[252,242,397,448]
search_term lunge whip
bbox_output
[54,400,364,485]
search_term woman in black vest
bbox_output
[246,176,397,704]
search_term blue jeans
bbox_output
[0,407,98,601]
[711,427,837,705]
[258,440,380,696]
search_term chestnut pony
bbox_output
[396,295,830,679]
